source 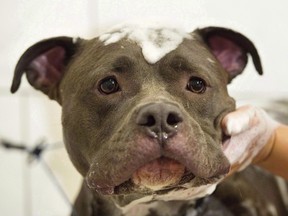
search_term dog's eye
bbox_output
[187,77,206,94]
[99,77,120,94]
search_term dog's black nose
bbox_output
[136,103,183,141]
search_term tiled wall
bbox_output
[1,0,288,215]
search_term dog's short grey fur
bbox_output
[11,25,288,216]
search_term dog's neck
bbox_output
[116,183,217,213]
[87,183,217,216]
[124,200,197,216]
[91,193,198,216]
[91,192,233,216]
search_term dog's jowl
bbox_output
[11,25,287,216]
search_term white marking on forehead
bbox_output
[99,25,193,64]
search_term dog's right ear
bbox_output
[196,27,263,83]
[11,37,79,102]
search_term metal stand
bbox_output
[0,139,78,216]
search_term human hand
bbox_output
[221,105,280,173]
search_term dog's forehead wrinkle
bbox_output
[99,24,193,64]
[112,55,135,71]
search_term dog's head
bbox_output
[11,26,262,207]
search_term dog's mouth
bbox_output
[113,157,196,194]
[132,157,190,189]
[86,127,230,196]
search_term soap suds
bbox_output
[99,24,192,64]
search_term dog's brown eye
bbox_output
[187,77,206,94]
[99,77,120,94]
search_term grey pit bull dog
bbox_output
[11,25,288,216]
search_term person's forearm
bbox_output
[256,125,288,180]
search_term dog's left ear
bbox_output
[10,37,79,102]
[196,27,263,82]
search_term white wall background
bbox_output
[0,0,287,215]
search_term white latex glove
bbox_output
[222,105,280,172]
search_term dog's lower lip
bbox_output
[87,156,186,195]
[87,156,198,196]
[113,171,196,194]
[131,157,186,190]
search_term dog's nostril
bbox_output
[167,113,183,126]
[145,115,156,127]
[137,114,157,127]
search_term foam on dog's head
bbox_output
[99,24,192,64]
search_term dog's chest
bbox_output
[124,201,196,216]
[125,202,192,216]
[124,197,234,216]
